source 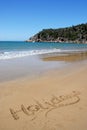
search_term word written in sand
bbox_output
[9,91,80,121]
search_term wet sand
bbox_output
[41,52,87,62]
[0,56,67,82]
[0,55,87,130]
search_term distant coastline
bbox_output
[26,23,87,44]
[25,39,87,44]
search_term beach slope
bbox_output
[0,62,87,130]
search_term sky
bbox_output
[0,0,87,41]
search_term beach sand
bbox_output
[41,52,87,62]
[0,56,87,130]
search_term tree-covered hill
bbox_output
[27,23,87,43]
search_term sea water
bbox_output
[0,41,87,60]
[0,41,87,82]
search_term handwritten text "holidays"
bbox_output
[9,91,80,121]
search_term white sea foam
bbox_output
[0,48,87,60]
[0,49,60,60]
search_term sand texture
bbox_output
[0,62,87,130]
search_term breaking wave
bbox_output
[0,48,87,60]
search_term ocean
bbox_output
[0,41,87,82]
[0,41,87,60]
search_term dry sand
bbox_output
[0,61,87,130]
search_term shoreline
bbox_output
[26,40,87,44]
[41,52,87,62]
[0,55,70,83]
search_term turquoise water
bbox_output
[0,41,87,60]
[0,41,87,82]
